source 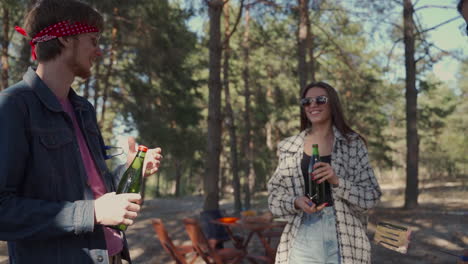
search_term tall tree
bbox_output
[203,0,225,211]
[403,0,418,209]
[14,0,36,77]
[99,7,119,127]
[222,2,242,214]
[297,0,310,89]
[92,59,101,108]
[241,2,255,210]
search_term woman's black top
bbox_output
[301,153,334,206]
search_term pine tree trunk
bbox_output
[100,7,119,126]
[297,0,309,90]
[403,0,419,209]
[93,59,101,109]
[266,67,274,151]
[203,0,224,212]
[156,172,161,197]
[223,3,242,215]
[308,18,315,83]
[18,38,31,73]
[175,159,182,197]
[242,5,253,210]
[16,0,35,74]
[1,7,10,90]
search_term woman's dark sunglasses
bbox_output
[300,95,328,107]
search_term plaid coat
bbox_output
[267,128,381,264]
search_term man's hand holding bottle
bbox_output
[94,192,141,226]
[94,136,163,228]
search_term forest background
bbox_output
[0,0,467,215]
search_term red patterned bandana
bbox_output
[15,21,100,60]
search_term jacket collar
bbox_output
[277,130,306,154]
[278,126,347,154]
[332,126,347,142]
[68,89,90,111]
[23,67,90,112]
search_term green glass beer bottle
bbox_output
[115,145,148,231]
[307,144,327,205]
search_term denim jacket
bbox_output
[0,68,131,264]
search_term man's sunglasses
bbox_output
[300,95,328,107]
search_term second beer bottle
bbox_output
[115,145,148,231]
[307,144,327,205]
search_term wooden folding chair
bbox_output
[374,221,468,262]
[183,218,259,264]
[152,218,198,264]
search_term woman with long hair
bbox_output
[268,82,381,264]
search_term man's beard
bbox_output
[67,43,92,79]
[74,63,91,79]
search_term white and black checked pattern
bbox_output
[267,127,382,264]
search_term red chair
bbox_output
[183,218,261,264]
[152,218,198,264]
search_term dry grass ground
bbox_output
[1,178,466,264]
[369,179,468,264]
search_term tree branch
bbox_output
[414,5,454,12]
[248,0,282,9]
[413,11,424,37]
[429,42,465,61]
[345,9,404,31]
[386,38,403,70]
[223,0,245,46]
[313,48,328,59]
[415,55,424,64]
[310,21,360,76]
[417,16,460,35]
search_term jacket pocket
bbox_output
[35,130,76,200]
[39,131,73,149]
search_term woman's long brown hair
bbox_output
[300,81,364,143]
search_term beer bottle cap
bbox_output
[138,145,149,152]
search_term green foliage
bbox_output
[114,0,204,196]
[417,77,459,178]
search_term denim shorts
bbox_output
[289,207,340,264]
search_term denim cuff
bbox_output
[74,200,95,235]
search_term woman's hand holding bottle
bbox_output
[312,162,339,186]
[294,196,328,214]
